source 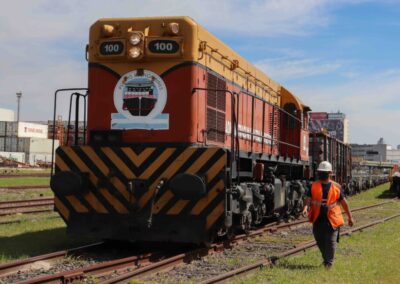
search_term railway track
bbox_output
[0,200,392,284]
[0,242,104,280]
[100,200,397,284]
[0,173,50,178]
[199,213,400,284]
[0,198,54,217]
[0,242,192,284]
[0,185,50,190]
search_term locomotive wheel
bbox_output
[293,199,304,218]
[243,211,253,234]
[203,229,216,247]
[226,228,235,241]
[250,205,264,226]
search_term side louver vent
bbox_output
[206,73,226,143]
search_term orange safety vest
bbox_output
[308,180,344,229]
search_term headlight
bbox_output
[129,47,142,58]
[92,133,104,143]
[167,22,180,35]
[129,32,142,45]
[107,133,119,143]
[102,24,115,37]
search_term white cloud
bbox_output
[256,58,342,80]
[0,0,339,121]
[341,71,360,79]
[0,0,335,41]
[290,70,400,145]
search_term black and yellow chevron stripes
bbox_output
[54,145,227,231]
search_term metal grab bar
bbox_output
[66,92,88,146]
[51,88,88,176]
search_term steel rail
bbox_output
[0,198,55,217]
[0,174,50,178]
[199,213,400,284]
[0,198,54,207]
[17,251,165,284]
[93,200,395,284]
[0,185,50,190]
[0,209,53,217]
[0,242,103,278]
[96,244,227,284]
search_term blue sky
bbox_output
[0,0,399,145]
[252,2,400,85]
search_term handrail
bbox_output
[235,129,300,149]
[66,92,88,146]
[51,88,88,176]
[199,41,281,100]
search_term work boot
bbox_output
[323,262,332,270]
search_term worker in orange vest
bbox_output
[302,161,354,268]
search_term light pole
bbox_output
[16,92,22,123]
[16,92,22,152]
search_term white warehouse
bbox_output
[0,114,59,166]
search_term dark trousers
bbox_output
[313,222,338,266]
[392,177,400,197]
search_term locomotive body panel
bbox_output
[88,63,198,143]
[87,61,306,160]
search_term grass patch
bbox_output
[0,177,50,187]
[233,183,400,284]
[347,183,394,208]
[0,188,53,201]
[0,212,58,225]
[0,168,51,175]
[17,169,50,174]
[233,217,400,284]
[0,214,94,263]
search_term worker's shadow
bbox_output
[377,189,397,199]
[276,263,319,270]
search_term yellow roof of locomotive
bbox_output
[90,16,309,111]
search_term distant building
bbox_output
[377,137,386,144]
[387,149,400,163]
[352,139,400,163]
[309,111,349,143]
[0,108,15,122]
[0,121,58,166]
[351,143,387,162]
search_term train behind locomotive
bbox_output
[50,16,386,244]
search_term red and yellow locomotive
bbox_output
[51,17,311,243]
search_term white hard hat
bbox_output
[317,161,332,172]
